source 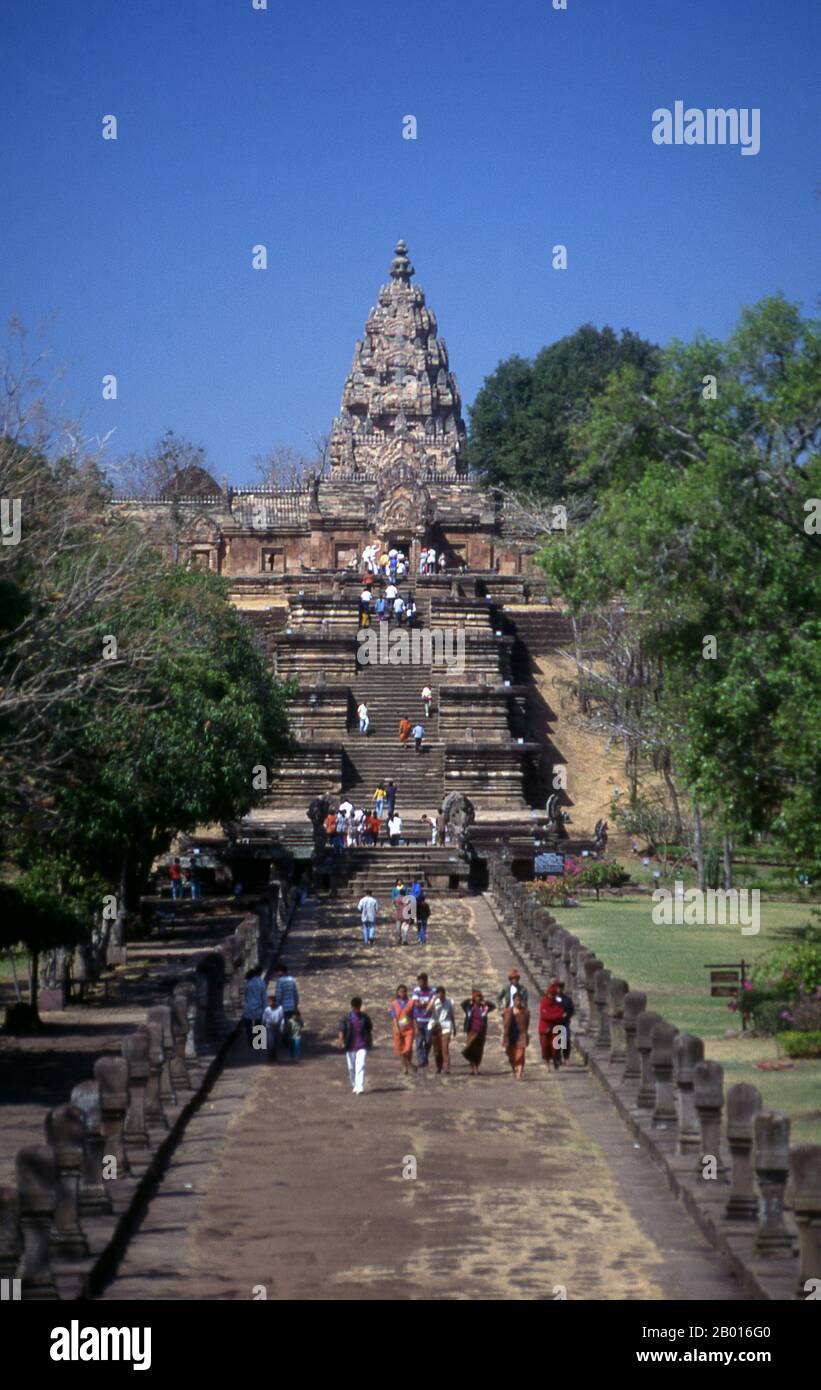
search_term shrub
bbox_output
[778,1031,821,1059]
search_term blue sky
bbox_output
[3,0,819,485]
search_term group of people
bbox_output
[338,970,575,1092]
[357,879,432,946]
[323,783,403,853]
[358,581,418,629]
[242,964,302,1063]
[243,956,575,1096]
[360,541,449,581]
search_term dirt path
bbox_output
[103,893,744,1301]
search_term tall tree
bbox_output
[466,325,659,501]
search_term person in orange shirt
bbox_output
[399,716,412,746]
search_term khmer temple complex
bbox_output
[116,242,582,886]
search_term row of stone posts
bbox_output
[486,857,820,1300]
[0,914,263,1299]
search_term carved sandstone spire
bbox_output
[329,241,467,476]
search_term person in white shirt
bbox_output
[393,595,406,622]
[388,813,403,847]
[421,684,432,718]
[339,799,353,817]
[428,987,456,1074]
[396,560,406,578]
[357,890,379,945]
[427,547,437,570]
[385,582,398,602]
[262,989,285,1062]
[422,811,438,845]
[357,701,369,735]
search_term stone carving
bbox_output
[545,793,560,831]
[328,241,468,477]
[441,792,475,852]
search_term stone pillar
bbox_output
[593,968,612,1051]
[94,1056,130,1178]
[724,1083,763,1220]
[44,1105,89,1259]
[582,956,604,1038]
[170,992,192,1091]
[789,1144,821,1297]
[672,1035,704,1154]
[219,941,235,1017]
[70,1081,112,1215]
[122,1032,151,1151]
[199,954,226,1039]
[0,1186,21,1277]
[753,1112,795,1256]
[650,1021,679,1127]
[15,1146,57,1298]
[147,1004,176,1105]
[607,978,629,1064]
[694,1060,727,1180]
[144,1021,168,1128]
[635,1011,663,1111]
[622,991,648,1084]
[174,980,198,1061]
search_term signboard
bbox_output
[705,962,749,1029]
[535,851,565,877]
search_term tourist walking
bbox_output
[375,593,386,622]
[416,895,430,945]
[429,987,456,1074]
[274,964,299,1035]
[421,684,432,718]
[502,995,530,1080]
[461,990,495,1075]
[242,966,268,1052]
[390,984,415,1077]
[497,970,529,1013]
[398,716,412,747]
[388,811,403,847]
[337,996,373,1095]
[412,973,436,1070]
[553,979,575,1063]
[393,594,406,623]
[357,888,379,945]
[373,783,386,818]
[412,721,424,754]
[357,701,369,735]
[392,878,407,942]
[538,983,566,1071]
[262,986,284,1062]
[386,779,397,819]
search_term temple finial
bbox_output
[389,240,414,283]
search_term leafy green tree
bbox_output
[466,325,659,501]
[540,297,821,872]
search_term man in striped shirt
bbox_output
[274,964,299,1027]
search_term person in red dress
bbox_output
[538,982,566,1071]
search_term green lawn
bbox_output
[558,895,821,1143]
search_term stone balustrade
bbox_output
[483,853,820,1300]
[4,908,282,1298]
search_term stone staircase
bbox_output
[344,656,444,810]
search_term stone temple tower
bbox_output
[328,240,468,477]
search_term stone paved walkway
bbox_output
[102,893,745,1301]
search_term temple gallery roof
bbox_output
[328,241,468,478]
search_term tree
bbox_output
[112,430,214,498]
[466,325,659,502]
[540,296,821,873]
